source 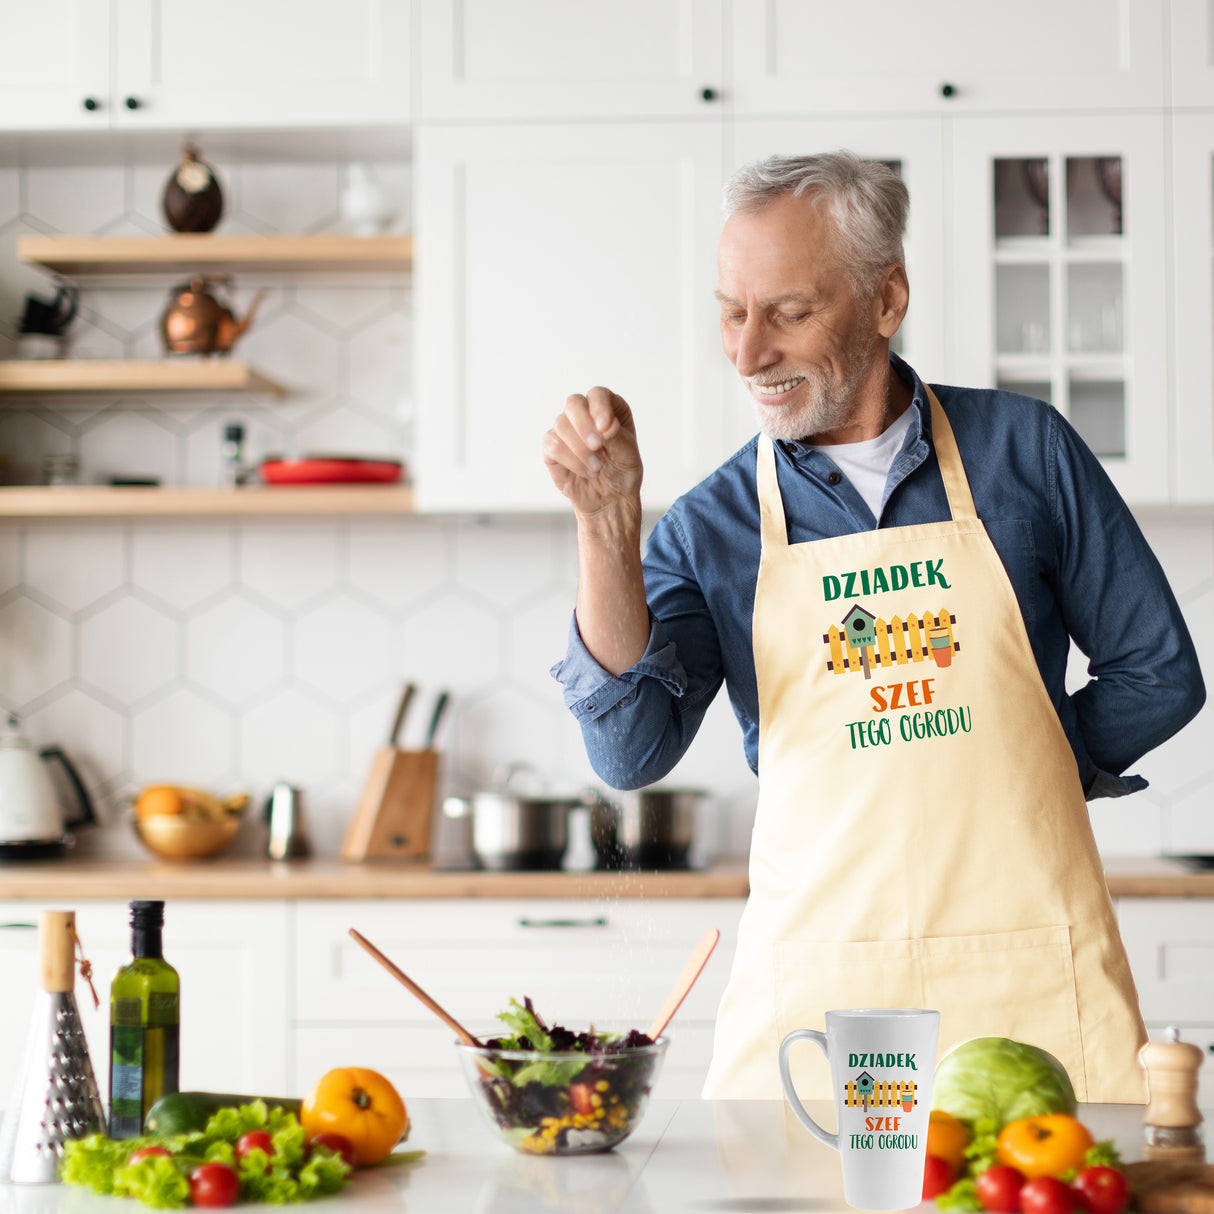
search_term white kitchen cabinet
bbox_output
[730,118,949,384]
[414,121,732,513]
[729,0,1166,116]
[1169,114,1214,503]
[0,900,289,1110]
[0,0,410,133]
[950,114,1170,504]
[1116,897,1214,1105]
[291,899,744,1098]
[417,0,723,122]
[1170,0,1214,107]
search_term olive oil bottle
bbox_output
[108,900,179,1138]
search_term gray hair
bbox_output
[722,151,909,299]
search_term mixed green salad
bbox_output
[467,997,663,1155]
[61,1101,350,1208]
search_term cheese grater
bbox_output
[0,910,105,1183]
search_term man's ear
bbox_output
[874,264,910,339]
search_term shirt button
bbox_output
[585,702,595,713]
[828,471,842,485]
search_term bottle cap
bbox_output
[129,900,165,929]
[224,423,245,442]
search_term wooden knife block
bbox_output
[341,747,439,862]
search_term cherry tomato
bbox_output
[922,1153,957,1200]
[128,1145,171,1165]
[235,1129,275,1160]
[1072,1166,1130,1214]
[976,1164,1028,1212]
[307,1132,356,1168]
[569,1083,596,1117]
[1020,1175,1083,1214]
[997,1115,1095,1180]
[188,1161,241,1208]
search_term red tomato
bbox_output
[128,1145,171,1165]
[189,1161,241,1208]
[569,1084,596,1117]
[235,1130,275,1160]
[1020,1176,1082,1214]
[976,1165,1028,1212]
[923,1154,957,1200]
[308,1132,356,1168]
[1072,1166,1130,1214]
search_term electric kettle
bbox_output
[0,716,96,859]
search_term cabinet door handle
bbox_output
[124,95,142,110]
[939,82,957,98]
[82,96,100,112]
[517,916,608,929]
[0,922,36,929]
[700,86,719,103]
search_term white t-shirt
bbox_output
[810,406,914,521]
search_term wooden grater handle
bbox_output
[40,910,77,993]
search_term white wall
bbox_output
[0,157,1207,863]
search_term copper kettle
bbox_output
[160,277,266,356]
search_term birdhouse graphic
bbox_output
[855,1070,875,1109]
[840,604,878,680]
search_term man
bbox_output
[542,152,1204,1100]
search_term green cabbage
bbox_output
[932,1037,1077,1128]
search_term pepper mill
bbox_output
[1140,1027,1206,1162]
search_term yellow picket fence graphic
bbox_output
[825,608,957,675]
[844,1078,918,1109]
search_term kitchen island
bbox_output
[0,1100,1177,1214]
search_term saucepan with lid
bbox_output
[442,764,601,871]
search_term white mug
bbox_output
[779,1008,940,1211]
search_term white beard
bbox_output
[744,328,880,443]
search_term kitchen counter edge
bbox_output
[0,855,1205,899]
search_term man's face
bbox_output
[716,192,882,443]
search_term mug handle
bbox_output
[778,1028,838,1150]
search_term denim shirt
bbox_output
[552,354,1206,797]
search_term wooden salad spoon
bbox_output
[349,927,481,1047]
[646,928,720,1041]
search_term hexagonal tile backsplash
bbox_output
[0,159,1210,864]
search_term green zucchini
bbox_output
[144,1090,303,1135]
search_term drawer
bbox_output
[1117,898,1214,1022]
[296,899,744,1029]
[292,1022,717,1101]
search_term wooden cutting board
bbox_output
[1128,1161,1214,1213]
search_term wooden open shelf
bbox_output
[0,359,286,397]
[0,485,415,518]
[17,233,413,277]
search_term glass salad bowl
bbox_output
[456,1036,668,1155]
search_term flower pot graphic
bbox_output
[927,627,953,668]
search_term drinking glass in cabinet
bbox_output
[1067,263,1124,353]
[996,264,1051,354]
[1069,379,1125,458]
[995,158,1051,239]
[1067,156,1123,239]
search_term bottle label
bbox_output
[148,991,178,1025]
[111,1063,143,1101]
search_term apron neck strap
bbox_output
[756,384,978,547]
[925,385,977,522]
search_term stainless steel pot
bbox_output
[443,766,596,871]
[590,787,707,871]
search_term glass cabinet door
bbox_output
[951,115,1169,504]
[1171,114,1214,504]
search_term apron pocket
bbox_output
[772,927,1085,1102]
[920,924,1086,1099]
[774,938,926,1101]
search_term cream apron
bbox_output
[702,389,1146,1102]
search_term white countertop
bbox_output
[0,1099,1163,1214]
